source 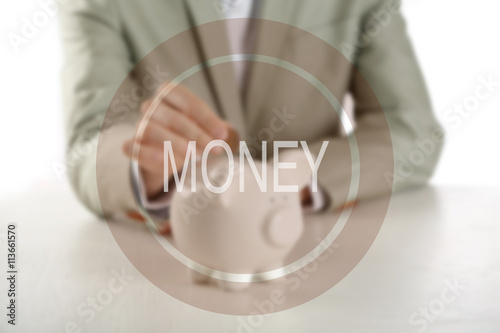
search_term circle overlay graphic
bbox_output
[97,19,394,315]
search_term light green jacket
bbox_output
[60,0,443,217]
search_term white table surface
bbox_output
[0,185,499,333]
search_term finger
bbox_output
[226,126,240,152]
[123,140,164,175]
[300,186,313,206]
[140,99,153,114]
[144,103,214,150]
[124,139,188,176]
[135,121,191,154]
[156,83,229,140]
[125,127,192,176]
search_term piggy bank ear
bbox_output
[266,209,304,247]
[274,148,313,190]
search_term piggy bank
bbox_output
[170,152,311,291]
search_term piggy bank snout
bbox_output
[265,208,303,247]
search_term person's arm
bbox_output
[60,0,138,217]
[310,0,444,211]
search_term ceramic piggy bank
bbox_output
[170,152,311,291]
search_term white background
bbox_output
[1,0,499,201]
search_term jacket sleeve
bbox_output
[310,0,444,210]
[59,0,139,217]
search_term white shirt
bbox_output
[221,0,255,88]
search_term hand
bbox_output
[123,83,235,199]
